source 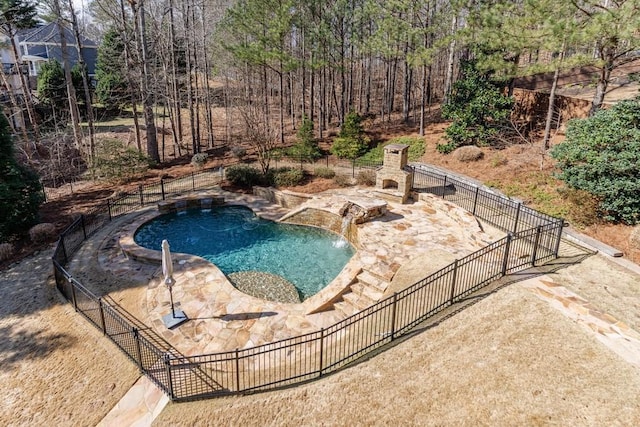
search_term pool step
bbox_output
[363,262,398,283]
[356,271,389,294]
[330,268,392,317]
[334,300,359,317]
[342,291,376,311]
[351,282,384,302]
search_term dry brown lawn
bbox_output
[156,259,640,426]
[0,248,140,427]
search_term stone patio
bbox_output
[96,187,503,357]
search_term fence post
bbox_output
[449,259,459,304]
[326,155,329,167]
[513,202,521,233]
[352,160,355,177]
[192,172,195,190]
[161,178,166,200]
[98,298,106,335]
[530,225,543,267]
[41,181,47,202]
[107,199,112,221]
[81,215,87,240]
[69,277,78,311]
[318,328,325,377]
[235,348,241,392]
[501,234,513,276]
[164,353,175,400]
[390,293,398,340]
[139,185,144,206]
[442,175,447,198]
[133,328,143,370]
[472,186,480,216]
[553,220,564,257]
[60,238,68,265]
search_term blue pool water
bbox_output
[134,206,355,300]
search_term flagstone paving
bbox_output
[97,187,499,356]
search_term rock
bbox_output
[28,223,57,244]
[454,146,484,162]
[0,242,14,262]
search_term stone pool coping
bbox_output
[111,187,501,354]
[118,190,364,315]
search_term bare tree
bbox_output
[236,102,279,175]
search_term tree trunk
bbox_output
[119,0,142,151]
[67,0,96,163]
[443,14,458,104]
[52,0,83,151]
[183,1,196,154]
[279,62,284,143]
[590,47,614,116]
[136,0,159,162]
[9,28,39,145]
[190,1,201,152]
[199,1,215,149]
[0,63,29,148]
[543,46,565,150]
[169,0,182,155]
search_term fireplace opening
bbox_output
[382,179,399,190]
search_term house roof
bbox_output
[19,22,97,48]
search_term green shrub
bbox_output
[439,60,513,154]
[331,136,368,160]
[314,167,336,179]
[356,170,376,186]
[231,146,247,160]
[288,114,322,162]
[331,111,370,159]
[558,187,602,227]
[270,167,305,187]
[91,138,150,182]
[0,114,43,241]
[190,152,208,169]
[551,98,640,224]
[225,164,263,188]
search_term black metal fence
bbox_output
[51,163,563,401]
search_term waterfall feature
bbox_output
[333,215,352,248]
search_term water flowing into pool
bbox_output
[134,206,355,300]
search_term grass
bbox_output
[485,172,570,220]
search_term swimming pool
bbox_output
[134,206,355,300]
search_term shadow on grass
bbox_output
[0,324,77,371]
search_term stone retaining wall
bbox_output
[253,187,312,209]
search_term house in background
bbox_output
[0,22,98,129]
[18,22,98,85]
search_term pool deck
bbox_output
[93,187,501,357]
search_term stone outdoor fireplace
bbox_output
[375,144,413,203]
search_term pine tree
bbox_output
[95,28,129,111]
[0,112,43,241]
